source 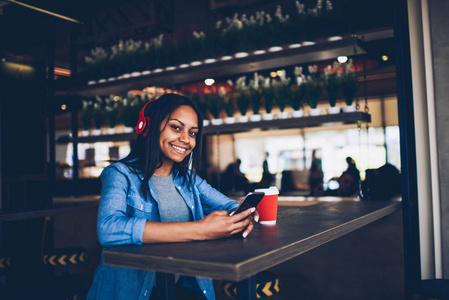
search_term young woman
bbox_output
[87,93,258,300]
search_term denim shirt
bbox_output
[87,162,239,300]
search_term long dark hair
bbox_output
[120,93,204,196]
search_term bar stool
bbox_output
[221,271,280,298]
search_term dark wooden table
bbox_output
[103,199,401,300]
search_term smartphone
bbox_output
[229,192,265,216]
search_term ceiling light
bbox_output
[204,78,215,86]
[337,56,348,63]
[61,104,67,110]
[270,71,277,78]
[382,55,389,61]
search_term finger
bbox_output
[231,207,255,222]
[214,210,230,216]
[253,210,260,223]
[242,221,254,238]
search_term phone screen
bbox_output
[230,192,265,216]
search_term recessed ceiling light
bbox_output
[382,55,389,61]
[204,78,215,86]
[337,56,348,63]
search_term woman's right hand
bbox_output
[196,207,256,240]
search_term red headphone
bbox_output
[135,99,156,137]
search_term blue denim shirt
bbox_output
[87,162,239,300]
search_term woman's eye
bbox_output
[171,125,181,131]
[189,131,197,137]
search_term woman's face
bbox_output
[159,105,199,166]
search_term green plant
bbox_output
[236,92,249,116]
[324,62,341,107]
[223,96,234,117]
[274,84,291,112]
[262,86,274,114]
[81,100,93,130]
[304,65,323,109]
[341,59,359,106]
[290,85,304,111]
[206,93,222,119]
[191,93,208,120]
[93,100,106,130]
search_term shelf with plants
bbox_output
[58,57,372,144]
[66,0,376,98]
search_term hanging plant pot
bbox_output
[291,110,304,118]
[238,115,249,123]
[211,118,223,126]
[262,113,275,120]
[276,112,290,119]
[249,114,262,122]
[326,107,341,115]
[224,117,235,124]
[203,120,210,126]
[308,108,322,116]
[342,105,357,113]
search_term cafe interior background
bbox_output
[1,0,449,299]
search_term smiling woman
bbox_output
[87,93,260,300]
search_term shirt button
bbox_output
[178,186,181,189]
[144,290,148,296]
[203,290,206,294]
[191,205,194,209]
[141,204,143,210]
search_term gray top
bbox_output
[151,172,193,222]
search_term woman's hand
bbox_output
[197,207,258,239]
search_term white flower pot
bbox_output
[291,110,304,118]
[141,70,151,75]
[80,130,90,137]
[308,108,322,116]
[98,78,107,83]
[253,49,266,55]
[123,127,134,133]
[107,77,117,82]
[249,115,262,122]
[342,105,357,113]
[276,111,290,119]
[220,55,233,61]
[106,128,116,134]
[238,115,249,123]
[326,107,341,115]
[235,52,249,58]
[131,72,142,77]
[121,74,131,79]
[262,113,275,120]
[87,80,96,85]
[92,129,102,136]
[203,120,210,126]
[210,119,223,126]
[224,117,236,124]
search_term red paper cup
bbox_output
[255,186,279,225]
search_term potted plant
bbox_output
[84,47,108,84]
[249,72,262,121]
[341,59,359,112]
[262,78,275,120]
[290,66,306,117]
[273,70,291,119]
[304,64,323,116]
[206,93,223,125]
[191,92,209,126]
[80,99,93,136]
[231,76,249,122]
[105,96,119,134]
[324,62,341,114]
[92,97,106,135]
[222,92,235,124]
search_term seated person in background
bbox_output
[324,171,359,197]
[280,170,309,195]
[222,159,250,194]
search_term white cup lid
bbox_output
[255,186,279,196]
